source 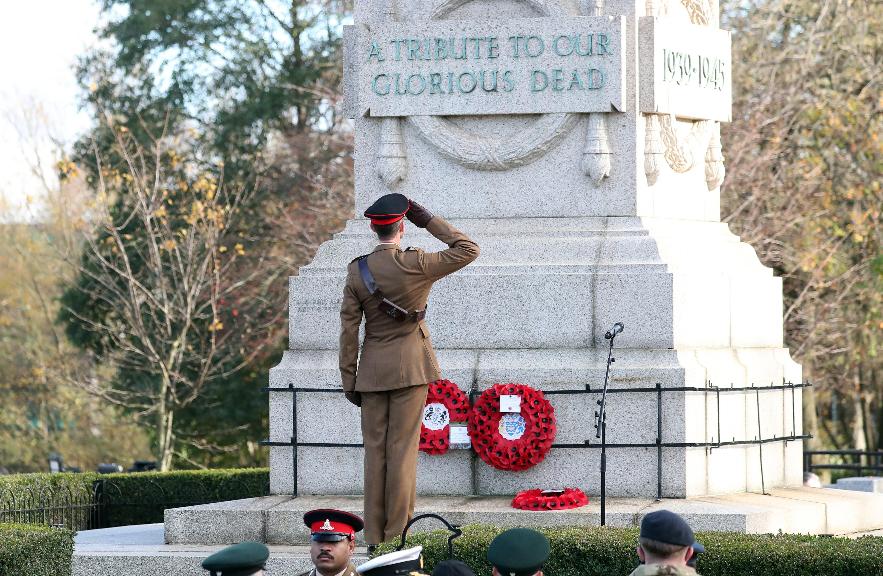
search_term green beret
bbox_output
[202,541,269,575]
[487,528,550,576]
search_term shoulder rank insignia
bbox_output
[405,246,420,252]
[320,518,333,531]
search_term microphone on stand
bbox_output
[604,322,624,340]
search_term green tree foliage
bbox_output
[62,1,353,469]
[721,0,882,453]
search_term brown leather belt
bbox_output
[358,256,427,323]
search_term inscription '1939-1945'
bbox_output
[662,49,726,90]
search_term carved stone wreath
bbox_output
[406,0,580,171]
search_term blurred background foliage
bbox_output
[0,0,879,472]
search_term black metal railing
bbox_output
[804,450,883,477]
[262,381,812,498]
[0,476,269,532]
[0,483,102,531]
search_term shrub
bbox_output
[0,524,74,576]
[378,524,883,576]
[0,469,269,529]
[97,468,269,526]
[0,473,98,529]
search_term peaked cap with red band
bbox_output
[303,508,364,542]
[364,193,409,226]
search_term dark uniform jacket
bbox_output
[339,216,479,393]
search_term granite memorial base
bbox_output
[72,490,883,575]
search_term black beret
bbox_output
[364,193,409,225]
[201,541,269,575]
[432,559,475,576]
[303,508,364,542]
[487,528,550,576]
[640,510,695,548]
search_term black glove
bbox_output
[345,391,362,407]
[406,199,433,228]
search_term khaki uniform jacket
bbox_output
[339,216,479,393]
[296,562,358,576]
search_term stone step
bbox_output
[73,524,369,576]
[163,489,883,546]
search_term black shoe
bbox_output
[367,544,378,556]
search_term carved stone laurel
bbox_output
[659,114,711,173]
[410,114,581,171]
[643,0,725,189]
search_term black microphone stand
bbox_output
[594,322,623,527]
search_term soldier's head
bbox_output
[365,193,409,243]
[637,510,695,567]
[304,509,363,576]
[201,541,269,576]
[487,528,550,576]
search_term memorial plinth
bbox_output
[268,0,803,500]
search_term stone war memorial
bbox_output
[75,1,883,573]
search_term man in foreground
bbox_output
[628,510,701,576]
[298,509,363,576]
[339,193,479,547]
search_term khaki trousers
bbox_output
[360,384,428,545]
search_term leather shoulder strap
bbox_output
[357,255,379,296]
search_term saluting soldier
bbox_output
[339,194,480,547]
[298,509,363,576]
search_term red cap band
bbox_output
[311,519,355,536]
[368,214,405,226]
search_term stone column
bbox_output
[269,0,803,498]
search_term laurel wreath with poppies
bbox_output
[511,488,589,510]
[419,379,471,455]
[467,383,556,471]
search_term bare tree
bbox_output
[60,112,275,470]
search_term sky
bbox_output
[0,0,101,221]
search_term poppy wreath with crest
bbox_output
[511,488,589,510]
[467,383,556,471]
[419,379,471,455]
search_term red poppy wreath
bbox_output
[511,488,589,511]
[419,379,471,455]
[467,383,556,471]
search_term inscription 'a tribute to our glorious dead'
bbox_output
[351,17,626,117]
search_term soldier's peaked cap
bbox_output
[487,528,550,576]
[201,541,269,576]
[640,510,695,548]
[303,509,364,542]
[365,193,409,225]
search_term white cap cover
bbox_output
[356,546,423,574]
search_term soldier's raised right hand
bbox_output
[406,199,433,228]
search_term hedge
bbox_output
[0,468,269,529]
[97,468,269,526]
[378,525,883,576]
[0,523,74,576]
